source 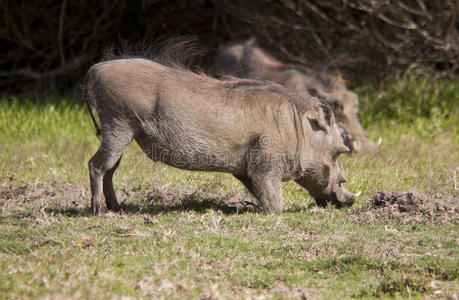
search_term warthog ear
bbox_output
[307,87,328,103]
[305,103,333,132]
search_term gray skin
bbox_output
[84,58,359,214]
[216,39,378,153]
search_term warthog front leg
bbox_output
[248,173,283,213]
[233,175,261,212]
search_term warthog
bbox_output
[84,58,360,214]
[217,39,378,152]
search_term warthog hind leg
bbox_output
[89,127,133,214]
[103,156,122,211]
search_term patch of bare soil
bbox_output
[0,176,88,217]
[0,176,255,217]
[351,190,458,224]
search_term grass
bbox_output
[0,72,458,299]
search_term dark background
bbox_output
[1,0,458,92]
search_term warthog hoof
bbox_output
[227,200,261,213]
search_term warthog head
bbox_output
[294,98,360,207]
[217,39,378,153]
[308,76,378,153]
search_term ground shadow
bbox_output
[45,206,95,217]
[120,197,241,215]
[118,189,261,215]
[42,188,319,217]
[43,196,245,217]
[44,195,322,217]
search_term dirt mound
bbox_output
[351,191,458,224]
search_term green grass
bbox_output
[0,73,458,299]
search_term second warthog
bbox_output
[217,39,378,152]
[84,58,360,214]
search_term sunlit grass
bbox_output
[0,73,458,299]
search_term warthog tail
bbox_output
[83,69,102,139]
[84,98,101,139]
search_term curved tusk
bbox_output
[377,137,383,146]
[352,191,362,199]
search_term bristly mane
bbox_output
[102,35,209,72]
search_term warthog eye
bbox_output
[307,88,319,97]
[340,130,353,152]
[332,100,343,114]
[341,129,351,142]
